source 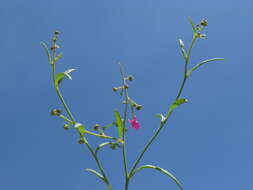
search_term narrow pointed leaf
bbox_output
[85,168,105,182]
[155,114,166,122]
[170,98,188,111]
[95,142,113,155]
[55,69,76,87]
[41,42,52,63]
[114,110,123,139]
[130,165,183,190]
[64,69,76,80]
[187,58,225,77]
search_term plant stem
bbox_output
[126,35,197,189]
[51,65,75,122]
[119,64,129,187]
[51,63,113,190]
[83,139,113,190]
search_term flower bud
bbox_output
[136,105,142,110]
[63,124,70,130]
[128,75,134,81]
[200,19,208,27]
[110,144,117,150]
[124,84,129,89]
[178,39,185,48]
[110,143,120,150]
[78,139,85,144]
[132,103,137,107]
[93,124,100,131]
[113,87,118,92]
[51,109,62,116]
[54,31,60,35]
[197,33,206,38]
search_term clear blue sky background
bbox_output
[1,0,252,190]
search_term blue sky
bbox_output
[1,0,253,189]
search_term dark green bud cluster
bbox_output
[51,109,62,116]
[195,19,208,39]
[51,31,60,51]
[113,84,128,94]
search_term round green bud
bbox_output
[113,87,118,92]
[132,103,137,107]
[197,33,206,38]
[93,124,100,131]
[78,139,85,144]
[51,109,62,116]
[63,124,70,130]
[136,105,142,110]
[110,144,117,150]
[200,19,208,27]
[128,75,134,81]
[54,31,60,35]
[124,84,129,89]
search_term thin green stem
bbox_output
[52,64,75,122]
[51,60,112,190]
[59,114,115,139]
[127,36,198,188]
[83,140,112,190]
[84,130,116,140]
[176,35,197,100]
[119,64,129,187]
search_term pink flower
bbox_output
[128,116,140,130]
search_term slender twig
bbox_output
[50,50,113,190]
[118,63,130,189]
[127,35,198,189]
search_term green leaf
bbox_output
[170,98,188,112]
[95,142,113,155]
[55,69,76,87]
[40,42,52,63]
[114,110,124,139]
[155,114,166,123]
[85,168,105,182]
[74,122,85,136]
[187,58,225,77]
[130,165,183,190]
[188,17,196,34]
